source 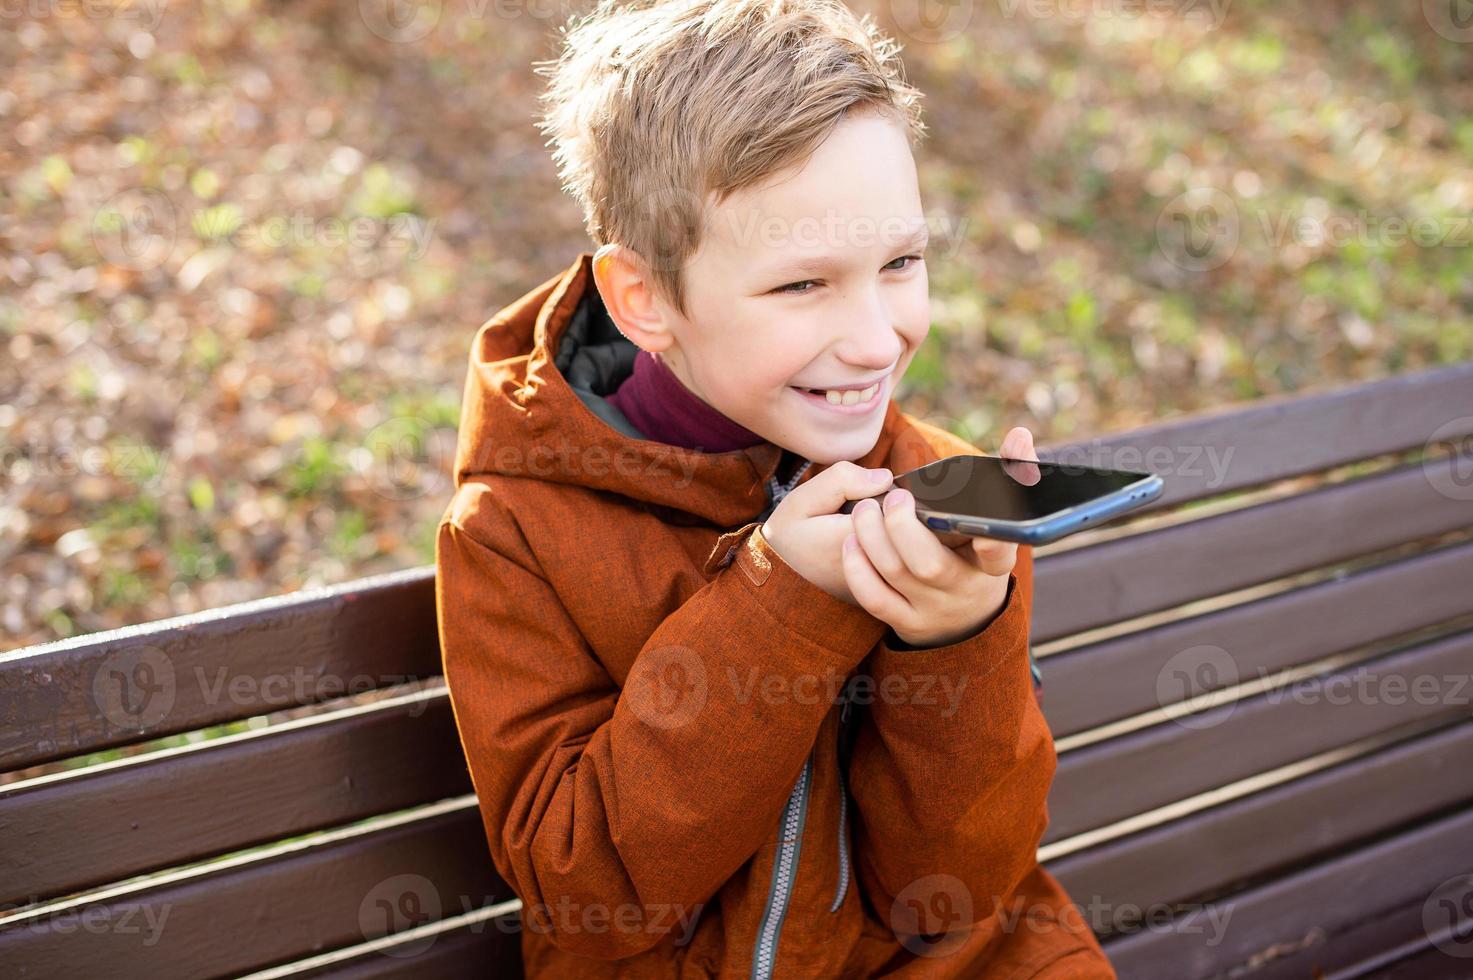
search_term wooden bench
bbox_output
[2,360,1471,978]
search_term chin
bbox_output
[788,423,885,466]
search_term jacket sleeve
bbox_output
[844,417,1058,935]
[434,486,888,960]
[846,544,1054,932]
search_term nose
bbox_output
[835,289,905,373]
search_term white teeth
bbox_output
[820,383,878,406]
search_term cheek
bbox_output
[898,284,931,348]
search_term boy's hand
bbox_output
[844,427,1039,649]
[762,461,896,606]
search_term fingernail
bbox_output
[884,488,909,511]
[870,468,892,483]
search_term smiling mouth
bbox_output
[789,376,887,410]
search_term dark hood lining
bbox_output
[554,283,639,398]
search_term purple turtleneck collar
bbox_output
[607,350,768,454]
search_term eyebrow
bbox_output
[760,227,930,280]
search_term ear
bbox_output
[592,243,677,355]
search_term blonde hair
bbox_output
[533,0,927,317]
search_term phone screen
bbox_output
[898,454,1151,523]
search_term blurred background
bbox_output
[2,0,1470,649]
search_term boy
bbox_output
[434,0,1116,975]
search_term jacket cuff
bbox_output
[872,572,1029,680]
[705,521,889,657]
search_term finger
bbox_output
[1000,425,1039,463]
[850,497,913,594]
[999,426,1041,485]
[880,488,966,586]
[842,532,911,623]
[969,535,1019,578]
[791,461,893,518]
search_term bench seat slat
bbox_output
[0,568,438,773]
[281,914,524,979]
[1039,539,1473,738]
[1045,625,1473,843]
[1035,361,1473,515]
[1100,800,1473,980]
[1033,455,1473,643]
[1245,892,1458,980]
[1047,716,1473,914]
[1356,944,1473,980]
[0,803,512,980]
[0,690,470,909]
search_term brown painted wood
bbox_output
[0,803,514,980]
[1100,802,1473,980]
[1047,716,1473,914]
[2,363,1467,980]
[0,567,439,772]
[1039,539,1473,738]
[288,915,525,979]
[1355,944,1473,980]
[0,689,471,909]
[1044,625,1473,843]
[1032,454,1473,643]
[1035,360,1473,515]
[1246,892,1460,980]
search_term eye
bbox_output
[884,253,925,272]
[772,279,819,295]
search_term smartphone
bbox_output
[838,453,1165,546]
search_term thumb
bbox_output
[971,535,1018,577]
[790,462,893,518]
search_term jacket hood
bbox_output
[452,251,904,529]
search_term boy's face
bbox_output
[620,107,931,465]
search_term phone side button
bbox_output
[925,516,952,531]
[955,521,990,535]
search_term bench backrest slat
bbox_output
[0,690,469,910]
[1035,360,1473,515]
[1038,538,1473,738]
[1100,801,1473,978]
[1048,715,1473,914]
[1032,456,1471,643]
[1046,624,1473,843]
[0,803,508,979]
[0,568,438,772]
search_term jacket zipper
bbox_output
[747,463,825,978]
[831,685,855,913]
[750,749,813,980]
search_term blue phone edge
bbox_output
[917,473,1166,546]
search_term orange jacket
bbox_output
[434,252,1116,978]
